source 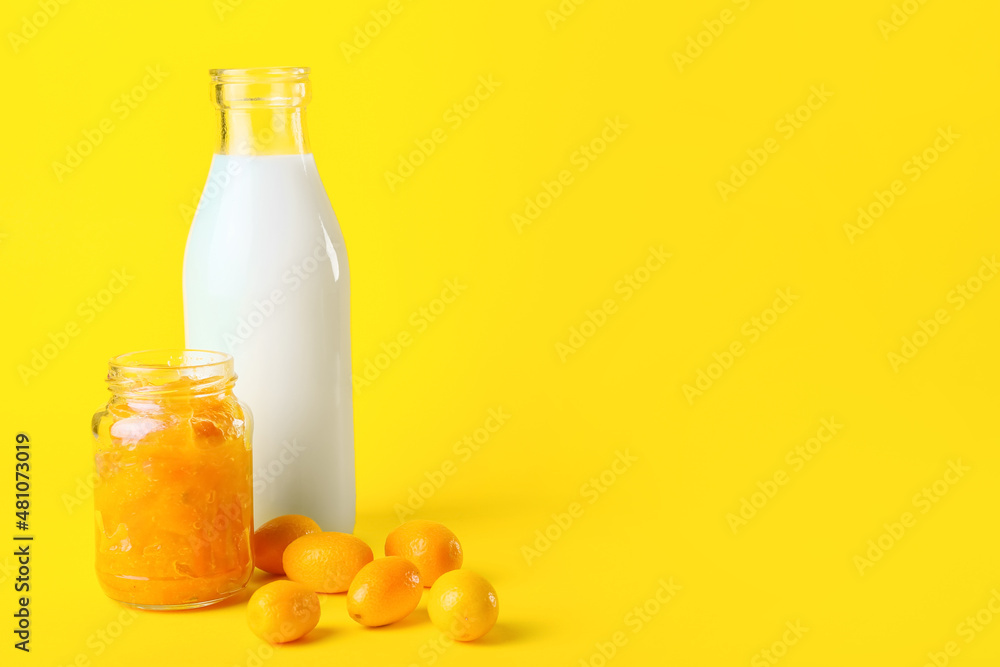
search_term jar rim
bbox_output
[107,350,236,398]
[109,349,233,372]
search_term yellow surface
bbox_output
[1,0,998,665]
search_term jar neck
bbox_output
[107,350,236,401]
[216,107,310,156]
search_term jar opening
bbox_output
[108,349,235,397]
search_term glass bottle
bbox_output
[91,349,253,609]
[182,67,355,533]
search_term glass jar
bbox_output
[90,350,254,609]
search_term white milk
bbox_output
[183,153,355,532]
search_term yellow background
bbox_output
[2,0,999,665]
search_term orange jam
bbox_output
[91,350,253,609]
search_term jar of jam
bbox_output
[90,350,254,609]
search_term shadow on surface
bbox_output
[290,626,336,646]
[471,622,539,646]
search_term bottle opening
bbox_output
[210,67,311,109]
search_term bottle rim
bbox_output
[209,67,310,84]
[210,67,311,109]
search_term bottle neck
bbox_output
[209,67,313,156]
[217,107,310,156]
